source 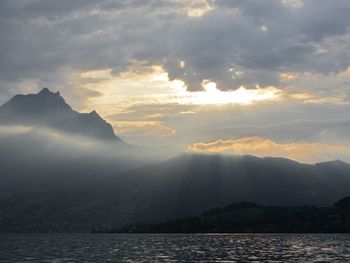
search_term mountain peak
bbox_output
[39,87,50,94]
[38,87,61,97]
[1,88,72,116]
[89,110,99,117]
[0,88,123,142]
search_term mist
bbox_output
[0,124,174,197]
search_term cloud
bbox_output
[0,124,125,158]
[188,136,350,163]
[87,74,349,148]
[0,125,174,166]
[113,120,176,145]
[1,0,350,96]
[1,0,350,149]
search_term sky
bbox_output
[1,0,350,163]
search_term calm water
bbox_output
[1,234,350,262]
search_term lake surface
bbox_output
[1,234,350,262]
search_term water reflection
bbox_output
[1,234,350,262]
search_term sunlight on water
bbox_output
[1,234,350,262]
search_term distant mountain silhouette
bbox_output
[110,198,350,234]
[334,196,350,209]
[0,88,122,141]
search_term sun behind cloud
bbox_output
[177,82,281,105]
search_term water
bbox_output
[1,234,350,262]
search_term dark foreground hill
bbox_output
[107,198,350,234]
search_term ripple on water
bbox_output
[1,234,350,262]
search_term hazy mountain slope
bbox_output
[1,152,350,232]
[0,88,121,141]
[0,129,145,232]
[109,153,350,224]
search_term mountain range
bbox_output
[0,88,350,232]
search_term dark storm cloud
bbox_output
[0,0,350,94]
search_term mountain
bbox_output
[0,87,122,141]
[107,153,350,224]
[2,152,350,232]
